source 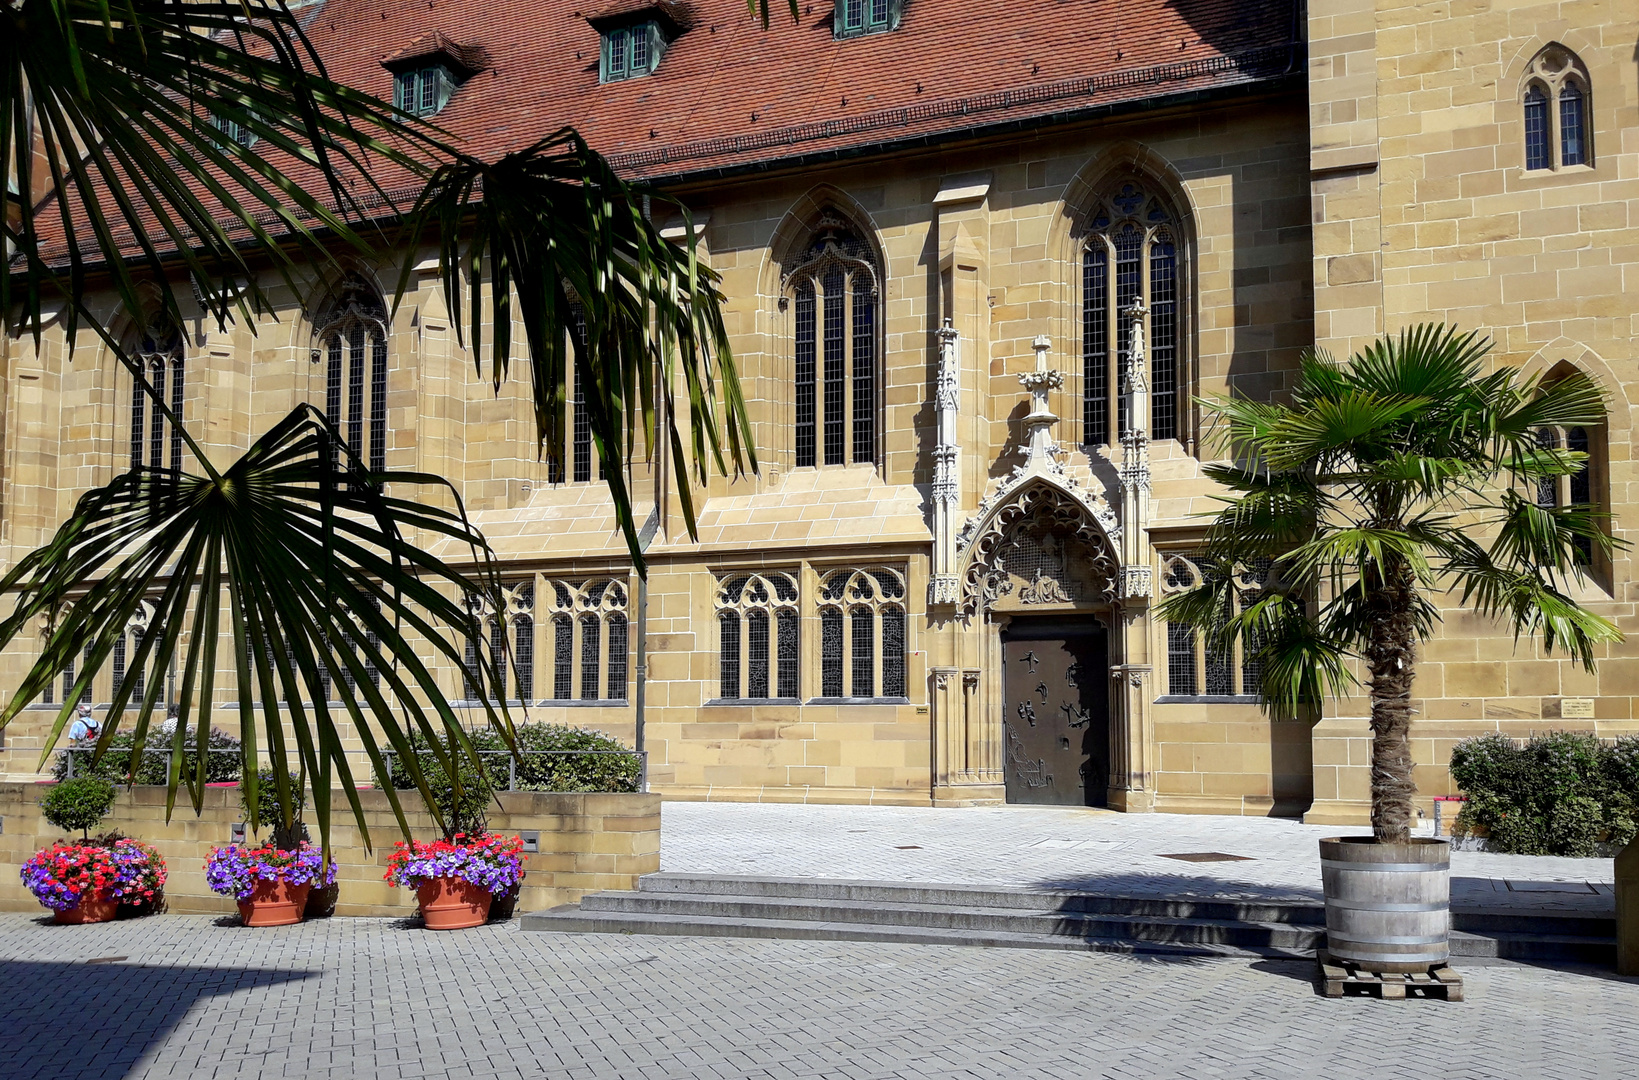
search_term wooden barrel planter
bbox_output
[1320,837,1450,972]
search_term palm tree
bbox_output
[1160,325,1623,843]
[0,0,788,844]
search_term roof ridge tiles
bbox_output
[608,42,1296,174]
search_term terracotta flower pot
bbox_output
[237,879,313,927]
[416,876,492,930]
[53,888,118,925]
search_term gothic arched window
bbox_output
[715,572,800,702]
[129,321,185,472]
[314,276,390,471]
[1534,423,1603,570]
[817,567,907,701]
[544,579,628,703]
[1082,181,1184,446]
[782,214,880,468]
[1521,46,1592,172]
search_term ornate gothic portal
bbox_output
[930,318,1157,811]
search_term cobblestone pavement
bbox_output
[2,912,1634,1080]
[661,802,1616,913]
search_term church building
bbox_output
[3,0,1635,825]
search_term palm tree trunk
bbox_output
[1364,559,1418,843]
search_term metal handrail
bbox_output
[58,744,648,792]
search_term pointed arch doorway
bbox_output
[1000,616,1110,806]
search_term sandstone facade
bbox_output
[2,0,1635,824]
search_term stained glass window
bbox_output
[1560,82,1586,166]
[795,283,817,468]
[607,614,629,702]
[817,567,908,700]
[788,218,879,468]
[130,324,184,472]
[822,268,847,465]
[317,278,389,473]
[553,616,573,700]
[820,610,844,697]
[1204,643,1235,696]
[1536,428,1560,508]
[1166,621,1196,696]
[579,614,601,701]
[881,607,905,698]
[1524,85,1550,170]
[1567,426,1594,564]
[850,607,874,698]
[747,610,770,699]
[1149,235,1177,440]
[1084,183,1186,445]
[1083,244,1109,446]
[719,612,741,700]
[715,572,799,701]
[514,615,534,701]
[777,610,800,698]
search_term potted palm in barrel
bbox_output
[1162,325,1621,974]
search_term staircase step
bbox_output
[519,873,1618,967]
[634,873,1328,925]
[518,907,1313,959]
[579,890,1323,949]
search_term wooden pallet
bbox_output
[1318,950,1464,1001]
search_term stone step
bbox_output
[519,907,1306,959]
[520,873,1618,966]
[580,890,1324,949]
[631,873,1616,939]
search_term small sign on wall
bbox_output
[1560,698,1596,719]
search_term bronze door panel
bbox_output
[1002,632,1109,806]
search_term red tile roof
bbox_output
[311,0,1299,179]
[28,0,1299,264]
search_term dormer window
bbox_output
[210,113,257,149]
[394,66,459,117]
[601,21,663,82]
[381,34,487,118]
[589,2,684,83]
[835,0,901,39]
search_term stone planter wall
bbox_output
[0,783,659,917]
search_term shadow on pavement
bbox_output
[1020,869,1323,904]
[0,959,317,1080]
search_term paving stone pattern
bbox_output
[3,911,1637,1080]
[661,803,1616,914]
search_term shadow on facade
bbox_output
[0,957,316,1079]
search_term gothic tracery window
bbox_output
[460,583,537,704]
[817,567,907,701]
[544,579,628,703]
[783,214,880,468]
[1082,181,1183,446]
[129,321,185,472]
[1522,46,1592,172]
[1534,423,1602,570]
[715,572,800,701]
[314,275,390,472]
[1159,553,1267,699]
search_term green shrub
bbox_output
[376,723,640,836]
[1449,730,1639,856]
[53,726,243,785]
[240,769,310,848]
[40,776,117,838]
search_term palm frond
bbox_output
[402,131,755,567]
[0,406,509,848]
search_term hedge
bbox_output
[1449,731,1639,856]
